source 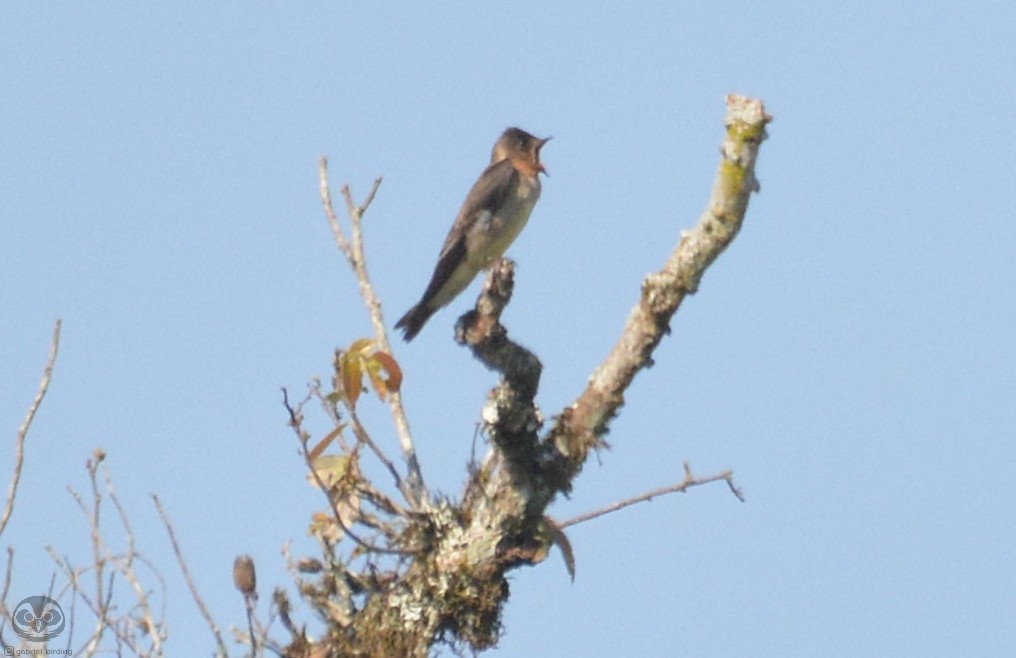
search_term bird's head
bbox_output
[491,127,551,176]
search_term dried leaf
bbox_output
[373,351,402,393]
[546,518,576,582]
[308,426,344,462]
[309,512,344,543]
[336,490,361,530]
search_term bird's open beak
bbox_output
[537,136,552,176]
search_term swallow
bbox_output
[395,127,550,341]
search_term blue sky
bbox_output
[3,4,1015,656]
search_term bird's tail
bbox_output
[395,303,434,342]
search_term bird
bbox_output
[395,127,551,341]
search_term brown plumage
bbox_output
[396,127,550,341]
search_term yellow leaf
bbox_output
[337,339,404,405]
[340,351,363,408]
[348,337,374,357]
[364,356,388,401]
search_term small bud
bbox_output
[233,554,257,598]
[296,558,323,574]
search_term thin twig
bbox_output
[48,549,106,656]
[244,593,259,658]
[1,319,61,538]
[105,466,165,652]
[558,463,744,529]
[313,374,353,454]
[0,547,13,619]
[318,158,426,506]
[77,456,163,655]
[63,451,120,657]
[96,570,117,656]
[152,494,229,657]
[347,409,412,513]
[86,454,107,643]
[61,572,76,655]
[303,437,411,557]
[283,389,412,556]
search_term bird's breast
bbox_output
[466,175,541,267]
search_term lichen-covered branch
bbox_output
[447,94,768,643]
[544,94,771,486]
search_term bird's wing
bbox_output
[413,159,519,311]
[438,159,518,256]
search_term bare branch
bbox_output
[152,494,228,657]
[318,158,426,506]
[545,95,771,486]
[558,463,744,529]
[456,259,544,490]
[455,259,542,401]
[2,319,61,538]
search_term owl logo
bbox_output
[11,595,65,641]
